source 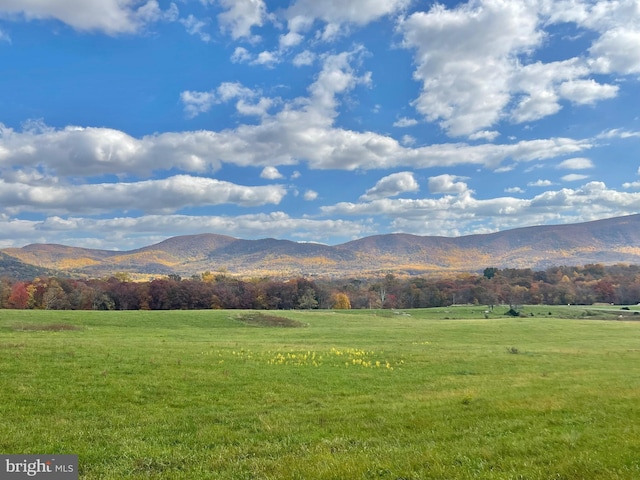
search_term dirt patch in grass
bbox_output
[11,323,82,332]
[236,313,307,328]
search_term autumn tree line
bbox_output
[1,263,640,310]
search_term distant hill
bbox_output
[2,214,640,279]
[0,252,63,280]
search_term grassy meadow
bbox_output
[1,305,640,479]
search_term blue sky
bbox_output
[1,0,639,250]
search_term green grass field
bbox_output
[1,306,640,479]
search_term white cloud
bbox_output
[236,97,274,117]
[253,50,279,66]
[428,174,469,194]
[304,190,318,201]
[231,47,252,63]
[510,59,588,123]
[292,50,316,66]
[597,128,640,140]
[180,90,216,118]
[0,175,286,215]
[558,79,618,105]
[400,135,415,146]
[557,157,594,170]
[260,166,283,179]
[393,117,418,128]
[400,0,543,137]
[528,179,554,187]
[0,0,176,35]
[399,1,638,137]
[217,0,266,41]
[543,1,640,75]
[321,181,640,238]
[469,130,500,141]
[589,27,640,75]
[285,0,409,41]
[180,14,211,42]
[181,82,257,117]
[280,31,304,49]
[0,49,606,180]
[360,172,419,201]
[561,173,589,182]
[0,121,596,179]
[0,28,10,43]
[505,186,525,193]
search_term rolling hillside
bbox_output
[2,214,640,279]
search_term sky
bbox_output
[0,0,639,251]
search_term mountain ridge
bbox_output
[2,214,640,279]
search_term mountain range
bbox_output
[2,214,640,279]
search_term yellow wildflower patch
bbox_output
[203,346,404,370]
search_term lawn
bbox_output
[1,306,639,479]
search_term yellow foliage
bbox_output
[332,293,351,309]
[56,257,101,269]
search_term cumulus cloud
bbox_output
[399,0,638,137]
[400,0,543,136]
[217,0,266,41]
[292,50,316,66]
[543,1,640,75]
[252,50,279,66]
[304,190,318,201]
[181,82,257,117]
[281,31,304,49]
[322,181,640,238]
[360,172,419,201]
[284,0,409,42]
[260,166,283,179]
[0,175,286,215]
[509,59,589,124]
[428,174,469,195]
[393,117,418,128]
[0,0,177,35]
[469,130,500,141]
[558,79,618,105]
[0,122,595,179]
[0,50,604,182]
[231,46,252,63]
[589,27,640,75]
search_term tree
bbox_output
[7,282,30,309]
[297,288,318,309]
[43,280,71,310]
[483,267,499,280]
[332,293,351,309]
